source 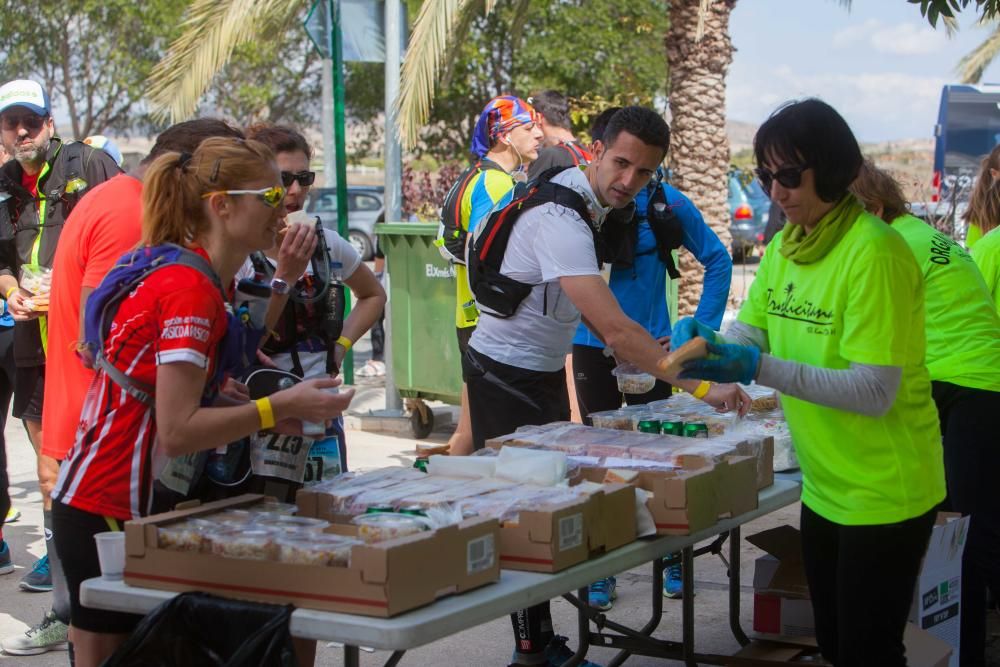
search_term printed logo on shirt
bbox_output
[161,316,212,342]
[766,282,836,334]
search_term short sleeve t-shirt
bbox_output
[469,167,604,372]
[237,228,361,379]
[42,174,144,460]
[53,255,228,520]
[971,226,1000,312]
[892,215,1000,391]
[454,168,516,329]
[739,212,945,526]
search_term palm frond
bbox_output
[957,23,1000,83]
[146,0,299,122]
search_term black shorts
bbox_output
[52,501,143,634]
[456,326,475,358]
[12,364,44,422]
[571,344,672,424]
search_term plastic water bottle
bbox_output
[322,261,345,341]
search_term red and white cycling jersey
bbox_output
[53,257,227,520]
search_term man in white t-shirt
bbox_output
[464,106,750,667]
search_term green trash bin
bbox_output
[376,222,463,405]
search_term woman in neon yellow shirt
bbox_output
[674,99,945,667]
[852,162,1000,667]
[962,143,1000,249]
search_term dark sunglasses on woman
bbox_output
[755,164,809,193]
[281,170,316,188]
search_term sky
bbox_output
[727,1,1000,142]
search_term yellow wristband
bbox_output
[691,380,712,399]
[255,397,275,430]
[335,336,353,351]
[4,286,16,300]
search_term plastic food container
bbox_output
[252,514,330,534]
[352,512,429,544]
[611,362,656,395]
[207,528,278,561]
[204,509,257,529]
[589,409,635,431]
[19,264,51,296]
[276,533,361,567]
[157,519,214,552]
[250,501,298,516]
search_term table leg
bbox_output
[560,586,592,667]
[681,546,697,667]
[383,650,406,667]
[344,644,360,667]
[606,557,666,667]
[728,526,750,646]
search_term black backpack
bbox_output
[468,167,632,318]
[607,174,685,279]
[435,158,506,264]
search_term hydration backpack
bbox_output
[81,243,268,406]
[607,174,685,279]
[435,158,506,264]
[468,166,631,318]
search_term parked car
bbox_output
[728,170,767,262]
[305,186,385,260]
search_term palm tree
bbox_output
[957,21,1000,82]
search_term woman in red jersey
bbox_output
[51,137,354,667]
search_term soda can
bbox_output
[365,505,396,514]
[661,420,685,436]
[637,419,661,434]
[399,506,427,517]
[413,458,429,473]
[683,423,709,438]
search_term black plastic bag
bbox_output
[102,592,297,667]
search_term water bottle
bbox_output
[322,261,345,342]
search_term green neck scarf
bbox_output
[780,195,864,264]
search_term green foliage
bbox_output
[909,0,1000,26]
[0,0,185,139]
[404,0,668,162]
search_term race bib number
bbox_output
[249,431,314,483]
[302,435,343,486]
[157,451,208,496]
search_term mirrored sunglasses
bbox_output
[202,185,287,208]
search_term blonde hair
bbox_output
[962,143,1000,234]
[141,137,276,246]
[850,160,908,224]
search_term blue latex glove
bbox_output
[679,342,761,385]
[670,317,717,351]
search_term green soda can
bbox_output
[365,505,396,514]
[661,420,685,436]
[413,458,429,473]
[637,419,661,434]
[683,422,709,438]
[399,506,427,517]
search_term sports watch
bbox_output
[270,278,290,296]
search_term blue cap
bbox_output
[84,135,124,167]
[0,80,51,117]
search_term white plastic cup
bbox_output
[94,532,126,580]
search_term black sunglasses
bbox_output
[1,112,47,132]
[755,164,809,193]
[281,170,316,188]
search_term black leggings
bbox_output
[571,344,672,423]
[800,503,936,666]
[932,380,1000,667]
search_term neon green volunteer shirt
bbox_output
[739,211,945,526]
[971,226,1000,312]
[966,222,983,249]
[892,215,1000,392]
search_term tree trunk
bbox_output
[665,0,737,319]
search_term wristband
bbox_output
[4,286,16,300]
[255,397,275,430]
[691,380,712,399]
[335,336,353,351]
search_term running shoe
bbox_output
[4,506,20,523]
[1,611,69,655]
[663,562,683,599]
[588,576,617,611]
[19,553,52,592]
[0,541,12,575]
[543,635,603,667]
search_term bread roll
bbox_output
[657,337,709,378]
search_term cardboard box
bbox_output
[909,514,969,667]
[568,473,639,555]
[497,494,592,572]
[124,494,501,617]
[719,455,759,518]
[637,465,720,535]
[726,624,951,667]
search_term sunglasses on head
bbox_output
[755,164,809,192]
[201,185,287,208]
[281,170,316,188]
[1,112,47,132]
